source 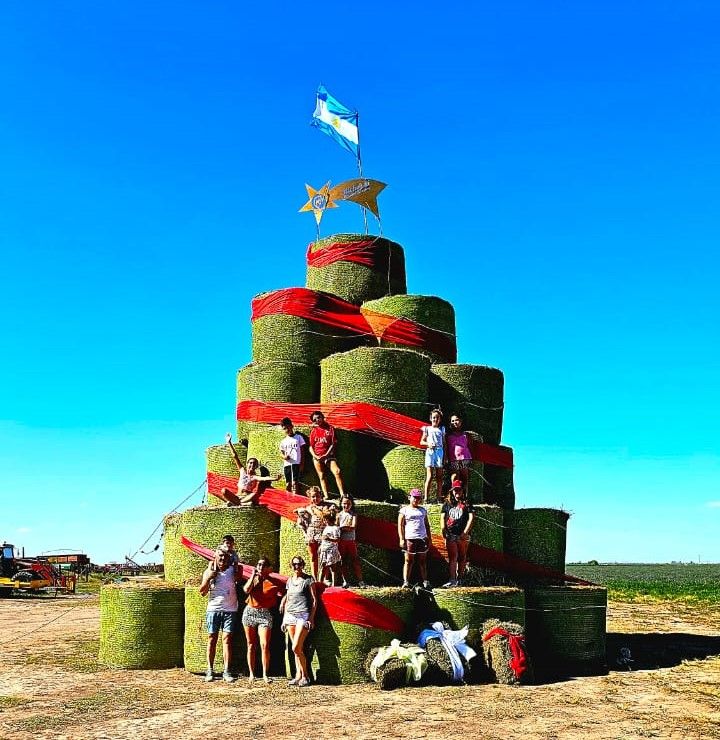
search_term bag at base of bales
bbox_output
[364,640,428,690]
[418,621,476,685]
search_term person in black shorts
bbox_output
[440,481,475,587]
[397,488,431,589]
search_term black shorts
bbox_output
[284,464,301,485]
[405,538,428,555]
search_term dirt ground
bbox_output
[1,595,719,740]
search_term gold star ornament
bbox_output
[298,181,338,226]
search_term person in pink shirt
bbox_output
[446,413,477,497]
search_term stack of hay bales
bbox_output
[99,581,184,669]
[306,233,406,304]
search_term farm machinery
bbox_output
[0,542,77,596]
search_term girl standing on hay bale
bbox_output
[242,556,283,684]
[338,494,366,588]
[309,410,346,499]
[420,408,447,504]
[440,481,475,587]
[218,433,280,506]
[319,509,343,586]
[446,413,477,496]
[398,488,431,589]
[279,417,306,494]
[280,555,317,687]
[294,486,337,580]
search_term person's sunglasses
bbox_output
[291,561,303,567]
[257,561,268,567]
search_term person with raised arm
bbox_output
[217,433,280,506]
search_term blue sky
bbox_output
[1,2,718,564]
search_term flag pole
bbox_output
[356,113,369,234]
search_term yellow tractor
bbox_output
[0,542,68,596]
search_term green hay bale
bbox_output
[163,513,186,585]
[422,633,470,685]
[354,435,392,501]
[309,586,414,684]
[429,364,504,445]
[278,500,400,587]
[172,506,280,583]
[247,423,359,495]
[252,292,362,365]
[237,361,320,405]
[364,645,416,690]
[430,586,526,675]
[306,233,407,305]
[482,463,516,509]
[481,618,532,685]
[321,347,432,421]
[524,585,607,677]
[183,579,247,675]
[362,295,456,363]
[99,581,184,669]
[504,508,569,574]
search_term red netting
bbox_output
[305,239,377,268]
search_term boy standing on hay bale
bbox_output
[218,433,280,506]
[199,547,242,682]
[279,417,306,494]
[309,410,346,499]
[398,488,431,589]
[440,481,475,587]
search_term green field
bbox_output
[567,563,720,603]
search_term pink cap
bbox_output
[409,488,423,498]
[450,480,463,489]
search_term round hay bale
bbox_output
[162,513,185,585]
[482,463,516,509]
[252,290,362,365]
[309,586,414,684]
[99,581,184,669]
[364,645,415,690]
[354,435,392,501]
[278,500,401,587]
[362,294,456,363]
[429,364,504,445]
[430,586,526,676]
[524,585,607,678]
[481,618,532,685]
[183,579,247,675]
[504,508,569,574]
[306,233,407,305]
[247,424,359,495]
[173,506,280,583]
[321,347,432,421]
[237,361,320,405]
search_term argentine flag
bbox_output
[311,85,359,158]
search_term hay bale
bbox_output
[364,644,418,690]
[383,445,425,502]
[481,618,532,685]
[362,294,456,363]
[252,290,362,365]
[321,347,432,421]
[482,463,516,509]
[247,424,359,495]
[278,500,401,587]
[309,586,414,684]
[168,506,280,583]
[163,513,186,585]
[306,233,407,305]
[429,364,504,445]
[430,586,526,678]
[354,435,392,501]
[524,585,607,678]
[504,508,569,574]
[99,581,184,669]
[183,579,247,675]
[422,632,470,685]
[237,361,320,405]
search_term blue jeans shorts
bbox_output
[206,609,238,634]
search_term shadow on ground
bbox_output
[607,632,720,671]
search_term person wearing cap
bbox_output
[440,482,475,587]
[398,488,431,589]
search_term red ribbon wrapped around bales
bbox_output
[250,287,456,362]
[235,399,512,468]
[305,239,377,268]
[180,535,405,633]
[483,627,529,679]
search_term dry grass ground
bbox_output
[1,594,719,740]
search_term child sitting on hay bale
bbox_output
[481,618,531,685]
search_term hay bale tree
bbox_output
[524,585,607,678]
[321,346,432,422]
[504,508,569,574]
[361,294,456,363]
[252,289,362,365]
[306,233,406,305]
[430,364,504,445]
[309,586,414,684]
[99,581,184,669]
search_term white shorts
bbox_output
[425,447,444,468]
[282,610,310,631]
